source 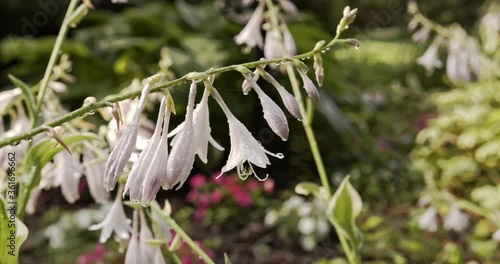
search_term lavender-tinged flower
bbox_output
[89,189,132,243]
[105,83,152,191]
[417,36,443,74]
[259,68,302,120]
[444,203,469,232]
[139,211,156,263]
[241,68,260,95]
[83,146,109,204]
[243,74,289,141]
[313,53,324,87]
[278,0,298,16]
[164,81,197,190]
[124,97,168,203]
[168,88,224,164]
[264,28,283,60]
[54,151,83,204]
[298,70,320,102]
[234,1,265,49]
[124,211,142,264]
[412,27,430,44]
[210,87,284,179]
[282,24,296,56]
[417,206,438,232]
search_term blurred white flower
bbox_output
[264,210,279,226]
[234,1,265,49]
[105,83,152,191]
[89,190,131,243]
[54,151,83,204]
[125,211,142,264]
[278,0,298,16]
[299,235,317,252]
[82,146,109,204]
[243,74,289,141]
[264,28,282,60]
[282,24,296,56]
[444,203,469,232]
[412,27,430,44]
[298,217,316,235]
[0,88,21,113]
[417,206,438,232]
[417,36,443,74]
[151,201,172,243]
[139,211,156,263]
[480,12,500,53]
[112,0,128,4]
[493,229,500,242]
[164,81,197,190]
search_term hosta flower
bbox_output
[278,0,298,16]
[298,70,320,102]
[243,74,289,141]
[151,201,172,243]
[258,68,302,120]
[0,88,21,113]
[444,203,469,232]
[168,88,224,164]
[89,189,132,243]
[282,24,296,56]
[493,229,500,242]
[141,96,174,206]
[417,206,438,232]
[124,211,141,264]
[54,151,83,204]
[234,1,265,49]
[417,36,443,74]
[82,146,109,204]
[210,86,284,180]
[139,211,156,263]
[264,28,282,60]
[164,81,197,190]
[124,97,169,203]
[241,68,260,95]
[105,83,152,191]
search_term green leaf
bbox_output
[7,74,36,121]
[0,197,29,264]
[327,175,363,250]
[224,253,232,264]
[295,181,321,197]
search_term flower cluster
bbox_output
[416,197,470,233]
[186,172,274,220]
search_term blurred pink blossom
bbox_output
[194,209,206,220]
[189,174,207,189]
[210,189,223,203]
[77,244,105,264]
[228,185,252,207]
[246,179,260,191]
[263,179,275,194]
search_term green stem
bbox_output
[338,233,359,264]
[151,203,215,264]
[34,0,80,123]
[0,39,351,148]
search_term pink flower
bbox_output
[263,178,274,194]
[194,208,206,220]
[197,194,210,208]
[189,174,207,189]
[377,138,390,152]
[229,186,252,207]
[186,190,198,203]
[181,255,193,264]
[77,244,106,264]
[246,179,260,191]
[210,189,223,203]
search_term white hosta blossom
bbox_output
[82,147,109,204]
[151,201,172,242]
[164,81,197,190]
[282,24,296,56]
[168,88,224,164]
[89,191,132,243]
[242,68,260,95]
[298,217,316,235]
[259,68,302,120]
[54,151,83,204]
[278,0,298,16]
[412,27,430,44]
[264,28,283,60]
[124,97,168,203]
[211,87,284,179]
[234,1,265,49]
[141,97,173,206]
[243,74,289,141]
[446,41,472,83]
[298,70,320,102]
[105,83,152,191]
[444,203,469,232]
[0,88,21,113]
[481,12,500,53]
[493,229,500,242]
[139,211,156,263]
[417,36,443,74]
[417,206,438,232]
[125,211,142,264]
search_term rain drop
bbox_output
[300,57,306,61]
[88,110,96,115]
[243,92,249,95]
[326,47,331,51]
[275,62,280,66]
[321,49,326,53]
[306,57,310,59]
[296,117,303,121]
[355,45,360,50]
[27,138,32,143]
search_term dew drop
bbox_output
[306,57,310,59]
[243,92,249,95]
[88,110,96,115]
[27,138,32,143]
[321,49,326,53]
[275,62,280,66]
[326,47,331,51]
[296,117,303,121]
[12,141,20,147]
[355,45,360,50]
[300,57,306,61]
